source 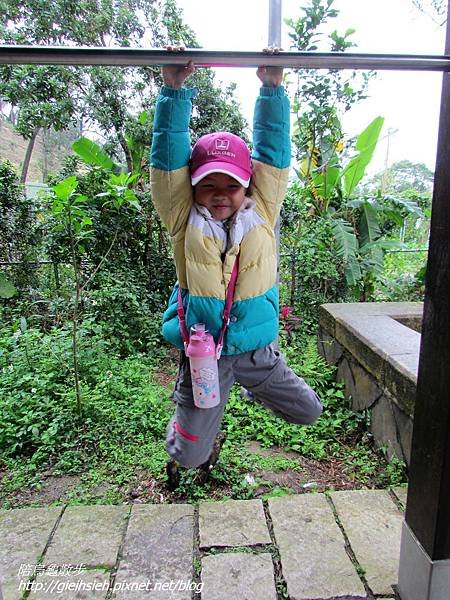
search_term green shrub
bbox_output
[0,321,171,465]
[0,160,43,294]
[223,335,405,486]
[280,216,349,335]
[85,269,168,357]
[0,324,79,457]
[374,246,426,302]
[224,337,354,459]
[1,321,405,500]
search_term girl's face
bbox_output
[194,173,246,221]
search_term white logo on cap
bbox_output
[215,139,230,151]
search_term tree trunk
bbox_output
[42,128,49,181]
[20,127,40,183]
[9,106,17,125]
[117,130,133,173]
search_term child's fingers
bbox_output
[256,66,267,78]
[165,45,186,52]
[182,60,195,77]
[263,46,283,54]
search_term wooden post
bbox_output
[397,2,450,598]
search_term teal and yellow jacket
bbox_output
[150,84,290,355]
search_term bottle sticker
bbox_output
[199,367,215,381]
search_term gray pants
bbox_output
[166,344,323,468]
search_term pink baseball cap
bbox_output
[190,132,252,188]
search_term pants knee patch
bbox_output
[174,421,199,442]
[166,420,210,468]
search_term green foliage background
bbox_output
[0,0,426,504]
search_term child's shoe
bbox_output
[166,459,180,491]
[240,387,255,400]
[196,432,226,484]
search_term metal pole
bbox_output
[268,0,282,48]
[0,45,449,71]
[268,0,282,352]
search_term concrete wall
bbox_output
[318,302,423,466]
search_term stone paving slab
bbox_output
[201,552,276,600]
[44,505,129,568]
[114,504,194,600]
[268,494,366,599]
[0,491,408,600]
[32,569,110,599]
[330,489,403,596]
[199,499,271,548]
[0,507,63,600]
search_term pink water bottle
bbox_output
[186,323,220,409]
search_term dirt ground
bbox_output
[1,440,360,508]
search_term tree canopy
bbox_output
[0,0,247,180]
[362,160,435,194]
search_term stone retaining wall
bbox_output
[317,302,423,466]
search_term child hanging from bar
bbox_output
[150,48,323,489]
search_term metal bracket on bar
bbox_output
[0,46,450,71]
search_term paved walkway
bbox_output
[0,487,407,600]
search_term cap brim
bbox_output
[191,162,251,188]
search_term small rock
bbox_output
[302,481,318,489]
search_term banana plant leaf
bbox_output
[342,116,384,197]
[331,218,358,261]
[358,200,381,247]
[311,163,341,201]
[331,218,362,286]
[345,256,362,287]
[386,195,424,218]
[72,137,115,171]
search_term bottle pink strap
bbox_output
[216,254,240,359]
[177,254,240,358]
[177,287,190,352]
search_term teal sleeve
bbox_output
[150,86,198,171]
[252,85,291,169]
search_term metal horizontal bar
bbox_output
[1,46,450,71]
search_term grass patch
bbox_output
[0,323,406,507]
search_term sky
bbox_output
[175,0,446,174]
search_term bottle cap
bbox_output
[191,323,206,337]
